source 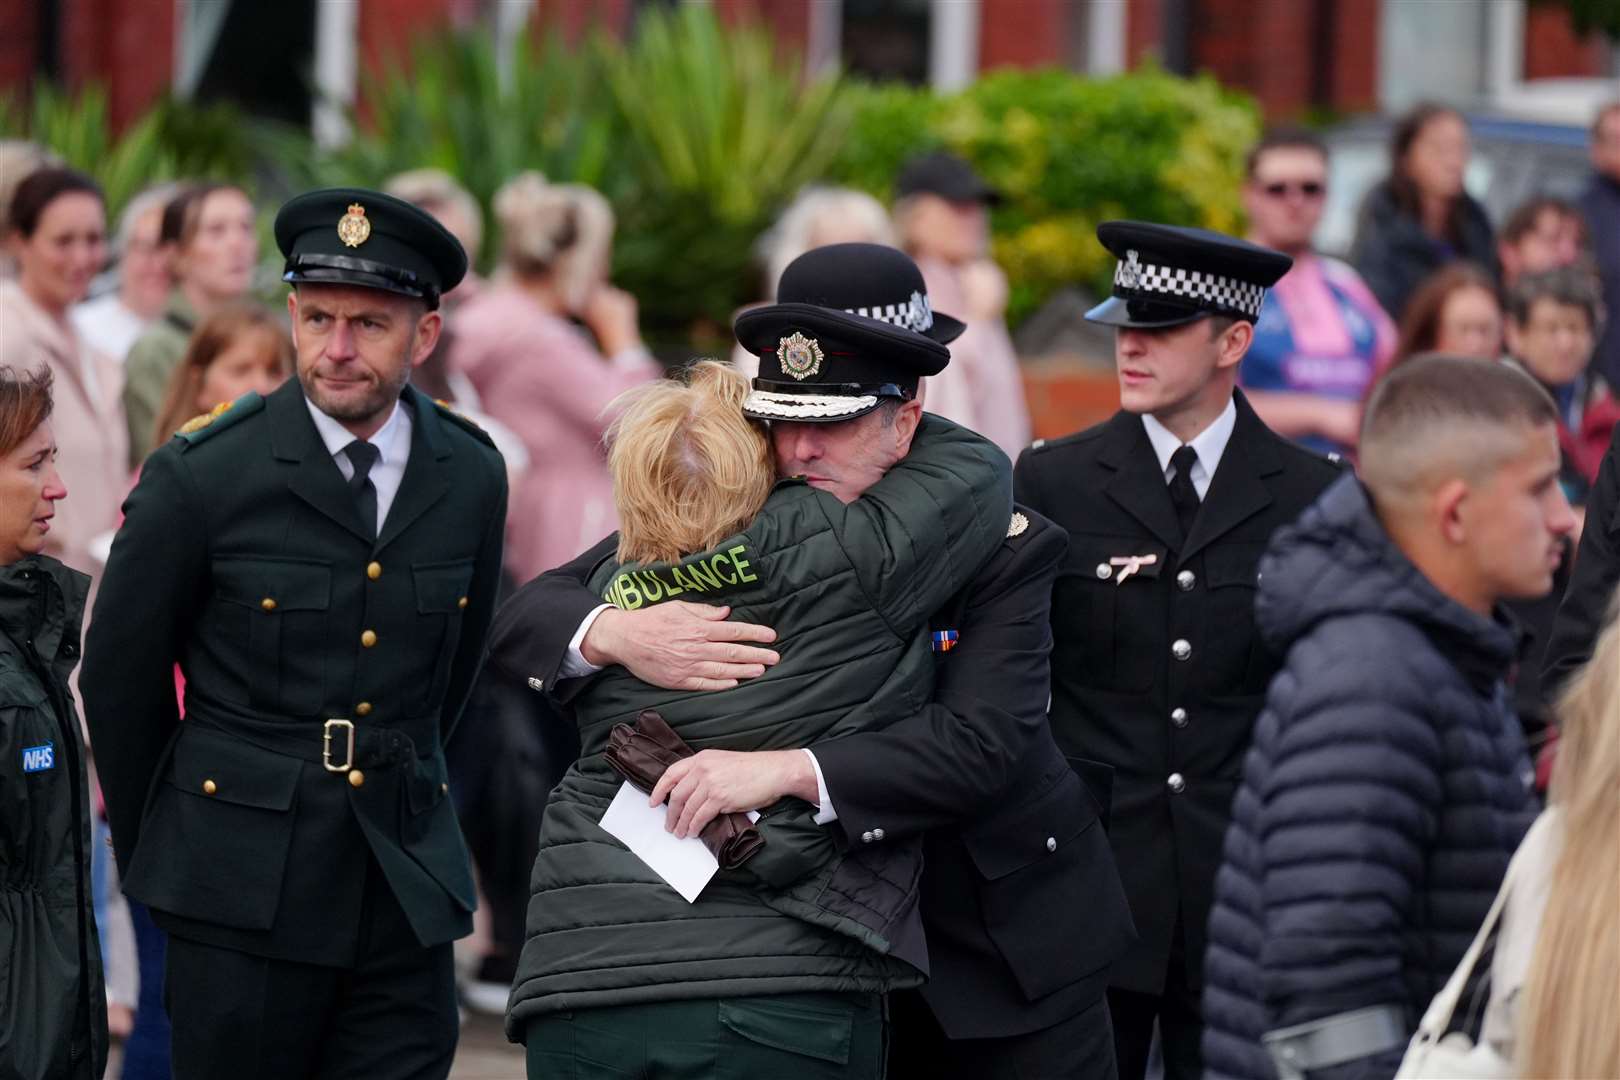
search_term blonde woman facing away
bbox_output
[451,171,659,581]
[1480,591,1620,1079]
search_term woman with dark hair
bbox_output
[0,167,124,588]
[0,364,108,1078]
[1350,103,1498,321]
[120,182,259,468]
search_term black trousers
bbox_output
[887,989,1117,1080]
[164,862,457,1079]
[1107,916,1202,1080]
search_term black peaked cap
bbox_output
[275,187,467,309]
[1085,220,1292,329]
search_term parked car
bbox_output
[1316,111,1592,258]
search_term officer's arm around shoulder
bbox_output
[820,413,1012,634]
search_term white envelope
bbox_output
[599,781,718,903]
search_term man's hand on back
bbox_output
[649,749,820,838]
[582,602,780,691]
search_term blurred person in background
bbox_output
[0,140,59,281]
[384,168,486,312]
[1351,103,1497,322]
[1496,195,1586,292]
[1543,422,1620,711]
[1202,357,1560,1080]
[121,182,259,469]
[150,304,293,450]
[1580,102,1620,386]
[71,183,179,363]
[1380,262,1503,377]
[1239,128,1396,457]
[0,364,108,1080]
[1504,266,1615,502]
[1481,589,1620,1080]
[451,171,658,584]
[894,151,1031,459]
[0,168,123,590]
[732,185,896,379]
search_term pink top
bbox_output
[450,284,660,582]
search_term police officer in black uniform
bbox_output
[1015,222,1342,1080]
[82,189,508,1077]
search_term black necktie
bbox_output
[343,439,381,538]
[1169,444,1201,540]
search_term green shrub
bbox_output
[826,66,1260,326]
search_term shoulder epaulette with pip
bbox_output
[432,397,497,450]
[174,391,265,448]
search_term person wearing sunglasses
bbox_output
[1238,128,1397,458]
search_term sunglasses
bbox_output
[1260,180,1326,199]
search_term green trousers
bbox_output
[525,992,886,1079]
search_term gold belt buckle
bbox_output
[322,718,355,773]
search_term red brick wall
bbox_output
[532,0,634,42]
[1522,3,1610,80]
[717,0,810,49]
[60,0,173,130]
[979,0,1067,70]
[1128,0,1166,67]
[0,0,37,99]
[1329,0,1380,114]
[1191,0,1315,118]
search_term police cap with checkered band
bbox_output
[1085,221,1292,329]
[734,243,965,423]
[275,187,467,310]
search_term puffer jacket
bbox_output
[507,415,1012,1032]
[1201,475,1537,1080]
[0,556,107,1080]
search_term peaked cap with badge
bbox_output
[1086,221,1292,330]
[734,242,963,422]
[275,187,467,309]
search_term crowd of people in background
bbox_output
[0,93,1617,1079]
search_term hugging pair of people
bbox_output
[485,244,1132,1080]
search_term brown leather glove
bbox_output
[604,709,764,870]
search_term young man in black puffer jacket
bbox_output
[1202,356,1573,1080]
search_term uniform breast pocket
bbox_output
[1201,544,1267,692]
[410,559,475,712]
[211,556,332,715]
[1052,537,1167,694]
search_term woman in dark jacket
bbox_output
[0,365,107,1079]
[1350,104,1498,322]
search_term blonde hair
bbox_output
[605,360,774,567]
[492,171,613,312]
[1519,594,1620,1079]
[758,186,896,296]
[385,168,484,262]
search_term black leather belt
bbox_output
[190,712,420,771]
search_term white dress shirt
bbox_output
[304,396,412,534]
[561,606,839,823]
[1140,396,1238,500]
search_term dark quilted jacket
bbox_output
[507,416,1012,1031]
[1201,475,1537,1080]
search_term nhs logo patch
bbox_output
[21,742,55,773]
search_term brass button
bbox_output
[1167,772,1186,794]
[1176,570,1196,591]
[348,769,365,788]
[1172,638,1192,661]
[202,779,217,795]
[457,596,469,610]
[361,629,377,648]
[355,701,372,717]
[1171,707,1189,728]
[366,561,382,580]
[260,597,277,612]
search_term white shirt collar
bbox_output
[304,393,409,466]
[1140,396,1238,499]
